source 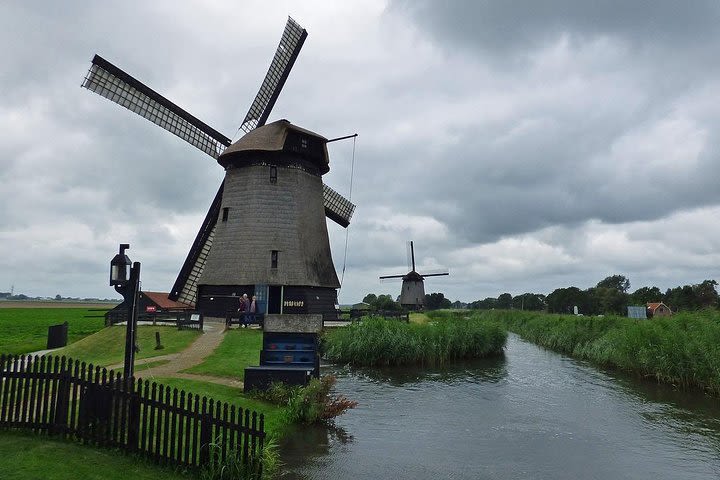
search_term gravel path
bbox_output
[108,322,243,388]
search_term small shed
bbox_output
[105,291,192,325]
[647,302,672,318]
[139,291,192,314]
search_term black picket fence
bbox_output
[0,354,265,473]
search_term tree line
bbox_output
[469,275,719,315]
[361,292,453,311]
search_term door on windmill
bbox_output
[268,286,283,314]
[255,284,268,314]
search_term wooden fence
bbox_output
[0,354,265,473]
[106,310,204,331]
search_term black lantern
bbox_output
[110,243,131,287]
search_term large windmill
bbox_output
[380,241,449,310]
[82,17,355,318]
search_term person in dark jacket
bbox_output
[238,293,249,327]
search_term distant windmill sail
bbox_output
[379,241,449,310]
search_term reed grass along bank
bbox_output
[322,314,507,367]
[479,309,720,395]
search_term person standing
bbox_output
[238,293,249,327]
[248,295,257,324]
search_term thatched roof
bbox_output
[218,119,329,172]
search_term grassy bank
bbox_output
[0,430,189,480]
[0,308,108,354]
[56,326,200,367]
[183,329,262,380]
[479,309,720,395]
[322,313,507,367]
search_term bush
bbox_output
[252,375,357,424]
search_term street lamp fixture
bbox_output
[109,243,141,383]
[110,243,131,288]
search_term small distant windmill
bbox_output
[379,241,449,310]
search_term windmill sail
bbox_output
[240,16,308,133]
[323,184,355,228]
[168,184,223,305]
[379,241,449,309]
[82,55,231,158]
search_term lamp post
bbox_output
[110,243,141,382]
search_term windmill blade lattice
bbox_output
[239,16,307,134]
[323,184,355,228]
[82,55,231,158]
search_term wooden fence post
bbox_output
[51,358,71,435]
[199,397,211,465]
[126,378,141,451]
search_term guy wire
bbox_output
[339,135,356,290]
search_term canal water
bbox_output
[278,334,720,479]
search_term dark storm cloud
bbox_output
[390,0,720,54]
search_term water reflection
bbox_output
[333,353,508,387]
[597,363,720,449]
[280,335,720,479]
[280,423,353,460]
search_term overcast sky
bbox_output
[2,1,719,303]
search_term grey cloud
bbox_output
[389,0,720,55]
[3,1,720,304]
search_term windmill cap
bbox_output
[218,119,330,174]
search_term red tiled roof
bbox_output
[141,291,192,310]
[646,302,671,313]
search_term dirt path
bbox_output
[108,322,243,388]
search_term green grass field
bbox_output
[0,308,108,355]
[55,326,200,367]
[0,430,190,480]
[183,329,263,380]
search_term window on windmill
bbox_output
[271,250,278,269]
[301,137,308,149]
[222,207,229,222]
[270,166,277,184]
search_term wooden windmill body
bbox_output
[380,241,449,310]
[82,18,354,319]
